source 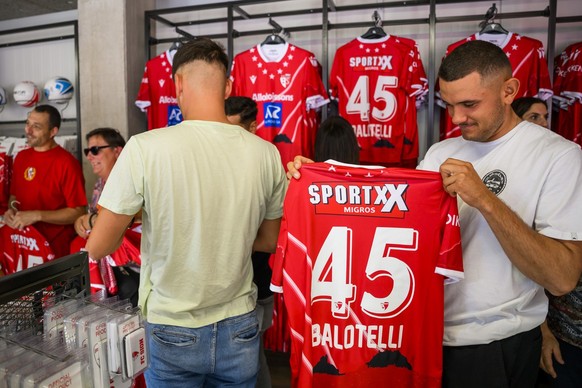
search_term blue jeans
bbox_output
[145,310,260,388]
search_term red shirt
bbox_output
[10,146,86,258]
[329,36,428,165]
[553,42,582,145]
[135,50,183,130]
[230,43,328,163]
[271,162,463,387]
[0,225,55,275]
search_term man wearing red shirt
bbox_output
[2,105,86,259]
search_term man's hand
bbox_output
[540,322,564,378]
[439,158,496,212]
[4,210,41,230]
[74,213,92,239]
[286,155,314,180]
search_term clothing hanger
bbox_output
[478,3,509,35]
[361,10,387,39]
[261,18,289,45]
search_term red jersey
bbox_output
[0,152,11,213]
[553,42,582,145]
[230,43,328,163]
[271,162,463,387]
[10,146,86,259]
[438,32,553,139]
[135,50,183,130]
[0,225,55,275]
[329,36,428,166]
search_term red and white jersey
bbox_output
[553,42,582,145]
[271,162,463,387]
[0,225,55,275]
[230,43,328,163]
[135,50,183,130]
[438,32,553,139]
[329,35,428,166]
[0,152,11,213]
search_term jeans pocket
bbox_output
[233,321,260,343]
[152,327,198,347]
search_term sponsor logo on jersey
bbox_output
[24,167,36,181]
[10,232,39,251]
[159,79,165,87]
[349,55,393,71]
[167,105,183,126]
[308,181,408,217]
[482,170,507,195]
[263,102,283,127]
[159,96,178,104]
[253,93,294,102]
[250,75,257,84]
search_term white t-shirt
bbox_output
[419,121,582,346]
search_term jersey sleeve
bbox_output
[135,65,151,112]
[436,195,464,283]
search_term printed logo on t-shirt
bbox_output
[24,167,36,181]
[482,170,507,195]
[263,102,283,127]
[167,105,183,126]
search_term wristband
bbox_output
[88,212,98,228]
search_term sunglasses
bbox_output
[83,145,114,157]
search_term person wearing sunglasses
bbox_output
[2,104,87,259]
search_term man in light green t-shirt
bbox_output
[87,38,287,387]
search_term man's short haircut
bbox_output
[511,96,546,118]
[438,40,512,83]
[225,96,258,128]
[86,127,126,148]
[172,37,229,77]
[314,115,360,165]
[33,104,61,130]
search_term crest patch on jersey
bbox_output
[482,170,507,196]
[24,167,36,181]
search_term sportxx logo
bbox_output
[10,232,39,251]
[308,181,409,218]
[349,55,393,71]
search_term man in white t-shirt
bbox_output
[87,38,287,387]
[288,40,582,387]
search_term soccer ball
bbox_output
[44,77,74,104]
[0,87,7,106]
[13,81,40,107]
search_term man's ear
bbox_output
[503,77,520,103]
[49,126,59,139]
[249,120,258,134]
[224,78,232,100]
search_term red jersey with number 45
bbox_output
[230,43,328,163]
[0,225,55,275]
[330,36,428,166]
[271,162,463,388]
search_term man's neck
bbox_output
[33,140,58,152]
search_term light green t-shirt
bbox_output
[98,120,287,328]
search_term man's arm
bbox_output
[11,206,86,228]
[85,208,135,260]
[440,158,582,296]
[253,218,282,253]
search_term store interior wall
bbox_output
[0,0,581,199]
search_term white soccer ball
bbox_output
[13,81,40,107]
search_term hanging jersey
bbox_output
[0,225,55,275]
[329,35,428,166]
[437,32,553,139]
[271,161,464,387]
[553,42,582,145]
[135,50,183,130]
[0,152,11,213]
[230,43,328,163]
